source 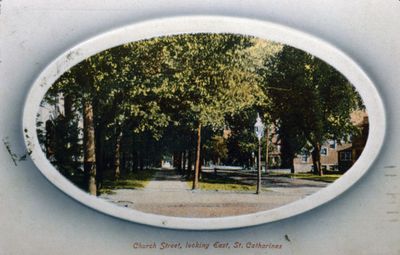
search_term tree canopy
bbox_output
[37,33,364,194]
[263,45,364,174]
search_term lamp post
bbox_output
[254,113,265,194]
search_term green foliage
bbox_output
[100,169,156,194]
[37,33,363,191]
[263,46,364,171]
[270,172,341,183]
[188,181,257,192]
[204,135,229,164]
[224,109,258,167]
[186,173,260,192]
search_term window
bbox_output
[320,147,328,156]
[301,154,308,163]
[340,151,352,161]
[329,140,336,149]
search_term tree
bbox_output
[57,34,278,191]
[38,67,85,188]
[263,46,363,175]
[72,61,98,195]
[39,33,364,198]
[157,34,267,189]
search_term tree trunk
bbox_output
[182,151,187,172]
[173,152,182,172]
[290,160,295,173]
[114,130,122,180]
[95,126,105,190]
[83,98,96,195]
[280,136,295,174]
[77,63,97,195]
[122,153,128,176]
[192,123,202,190]
[64,93,74,120]
[45,120,55,159]
[63,93,74,169]
[139,154,144,171]
[76,66,97,195]
[177,152,182,172]
[187,149,192,177]
[132,150,138,172]
[312,142,323,176]
[199,147,205,179]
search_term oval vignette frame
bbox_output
[22,16,386,230]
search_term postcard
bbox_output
[0,1,398,254]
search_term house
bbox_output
[293,111,368,173]
[338,115,369,172]
[293,141,352,173]
[337,146,353,172]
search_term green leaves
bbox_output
[263,45,364,169]
[40,33,364,177]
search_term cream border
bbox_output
[22,15,386,230]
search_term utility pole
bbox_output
[254,114,265,195]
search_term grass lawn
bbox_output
[99,169,156,194]
[186,175,267,192]
[192,181,257,191]
[271,172,342,183]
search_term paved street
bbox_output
[100,169,328,218]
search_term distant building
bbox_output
[293,111,368,173]
[337,146,353,172]
[293,141,352,173]
[338,115,369,172]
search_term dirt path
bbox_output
[100,169,328,218]
[144,169,188,192]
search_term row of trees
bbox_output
[37,33,363,195]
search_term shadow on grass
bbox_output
[99,169,157,194]
[190,172,259,192]
[270,172,342,183]
[186,170,337,191]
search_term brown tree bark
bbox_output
[312,142,323,176]
[177,152,182,172]
[139,151,144,171]
[182,151,187,172]
[192,123,202,190]
[83,98,97,195]
[280,136,295,174]
[114,130,122,180]
[45,120,55,159]
[173,152,182,172]
[187,149,192,176]
[77,63,97,196]
[64,93,74,120]
[95,126,105,190]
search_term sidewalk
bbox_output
[100,169,328,217]
[143,169,189,192]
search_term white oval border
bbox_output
[22,16,386,230]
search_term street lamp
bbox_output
[254,113,265,194]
